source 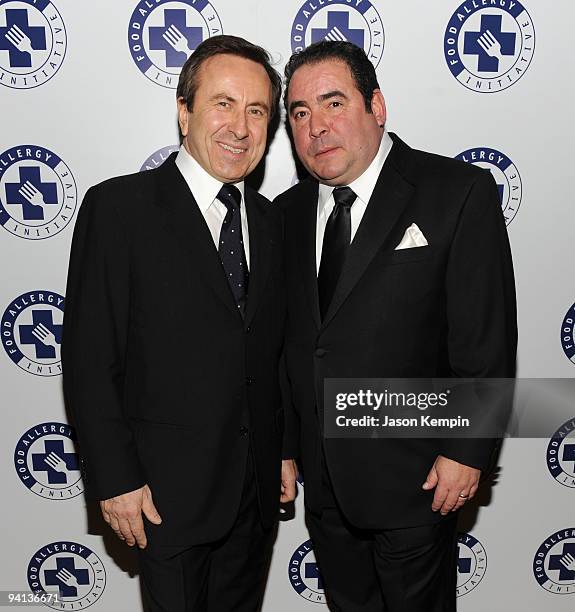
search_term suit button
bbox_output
[246,377,254,385]
[246,326,251,333]
[315,348,326,358]
[239,426,249,436]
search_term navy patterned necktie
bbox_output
[217,184,249,317]
[318,186,357,320]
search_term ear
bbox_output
[177,97,189,137]
[370,89,386,128]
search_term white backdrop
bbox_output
[1,0,574,609]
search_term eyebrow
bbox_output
[289,90,348,115]
[210,93,269,113]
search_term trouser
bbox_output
[306,452,458,611]
[138,453,276,611]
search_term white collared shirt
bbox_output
[316,130,393,272]
[175,144,250,269]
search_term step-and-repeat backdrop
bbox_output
[1,0,574,609]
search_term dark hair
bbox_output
[177,35,282,120]
[284,41,380,113]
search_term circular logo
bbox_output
[14,422,83,500]
[547,418,575,489]
[27,541,106,609]
[457,532,487,597]
[128,0,223,89]
[0,0,67,89]
[0,145,77,240]
[561,303,575,365]
[291,0,384,68]
[444,0,535,93]
[288,539,325,604]
[1,290,64,376]
[455,147,522,225]
[533,528,575,594]
[140,144,179,171]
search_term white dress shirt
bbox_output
[316,130,393,272]
[175,144,250,269]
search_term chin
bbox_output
[313,169,344,185]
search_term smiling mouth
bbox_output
[218,142,246,155]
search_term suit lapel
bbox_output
[295,180,321,330]
[321,135,415,330]
[244,187,272,327]
[154,154,241,319]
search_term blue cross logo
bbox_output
[464,14,516,72]
[563,444,575,471]
[548,543,575,581]
[32,439,79,485]
[44,556,90,598]
[497,182,504,206]
[148,9,202,68]
[312,12,364,49]
[19,309,62,359]
[457,546,472,574]
[304,561,324,590]
[0,8,46,68]
[5,165,58,221]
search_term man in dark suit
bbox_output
[277,41,517,611]
[62,35,297,611]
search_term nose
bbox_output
[229,110,249,140]
[309,111,328,138]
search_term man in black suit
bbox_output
[62,35,297,611]
[277,41,516,611]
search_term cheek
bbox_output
[251,126,268,149]
[293,132,310,157]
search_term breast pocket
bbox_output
[385,245,435,266]
[385,246,440,308]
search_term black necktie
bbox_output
[318,186,357,320]
[217,184,249,317]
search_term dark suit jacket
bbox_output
[276,133,517,530]
[62,154,286,547]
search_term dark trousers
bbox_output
[307,455,458,611]
[138,453,275,612]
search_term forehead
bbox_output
[195,53,271,97]
[288,59,357,102]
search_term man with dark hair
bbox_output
[277,40,516,611]
[63,35,296,610]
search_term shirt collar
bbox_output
[175,144,245,212]
[318,129,393,214]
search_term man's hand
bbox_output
[422,455,480,515]
[100,484,162,548]
[281,459,298,503]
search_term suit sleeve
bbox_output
[275,195,300,460]
[442,169,517,471]
[62,186,145,500]
[280,350,300,460]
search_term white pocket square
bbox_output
[395,223,428,250]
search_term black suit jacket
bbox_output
[276,133,517,530]
[62,154,286,547]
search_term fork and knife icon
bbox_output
[476,29,505,62]
[3,23,34,54]
[17,180,46,207]
[161,24,193,56]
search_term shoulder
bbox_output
[245,184,283,227]
[413,148,486,184]
[89,167,156,206]
[81,162,165,224]
[392,135,491,193]
[273,177,317,212]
